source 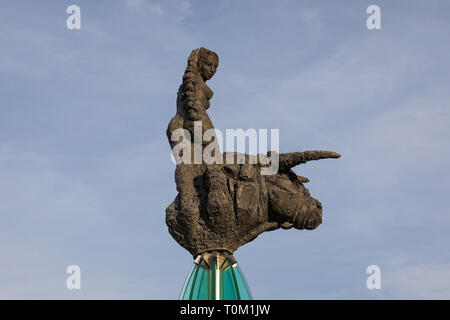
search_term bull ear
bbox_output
[297,176,309,183]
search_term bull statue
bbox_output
[166,48,340,258]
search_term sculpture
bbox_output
[166,47,340,299]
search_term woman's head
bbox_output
[198,47,219,81]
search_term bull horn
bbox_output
[278,150,341,171]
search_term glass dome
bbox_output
[179,251,252,300]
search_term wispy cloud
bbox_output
[120,0,192,20]
[383,255,450,299]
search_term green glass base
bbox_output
[179,251,253,300]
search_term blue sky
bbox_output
[1,0,449,299]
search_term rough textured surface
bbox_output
[166,48,341,257]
